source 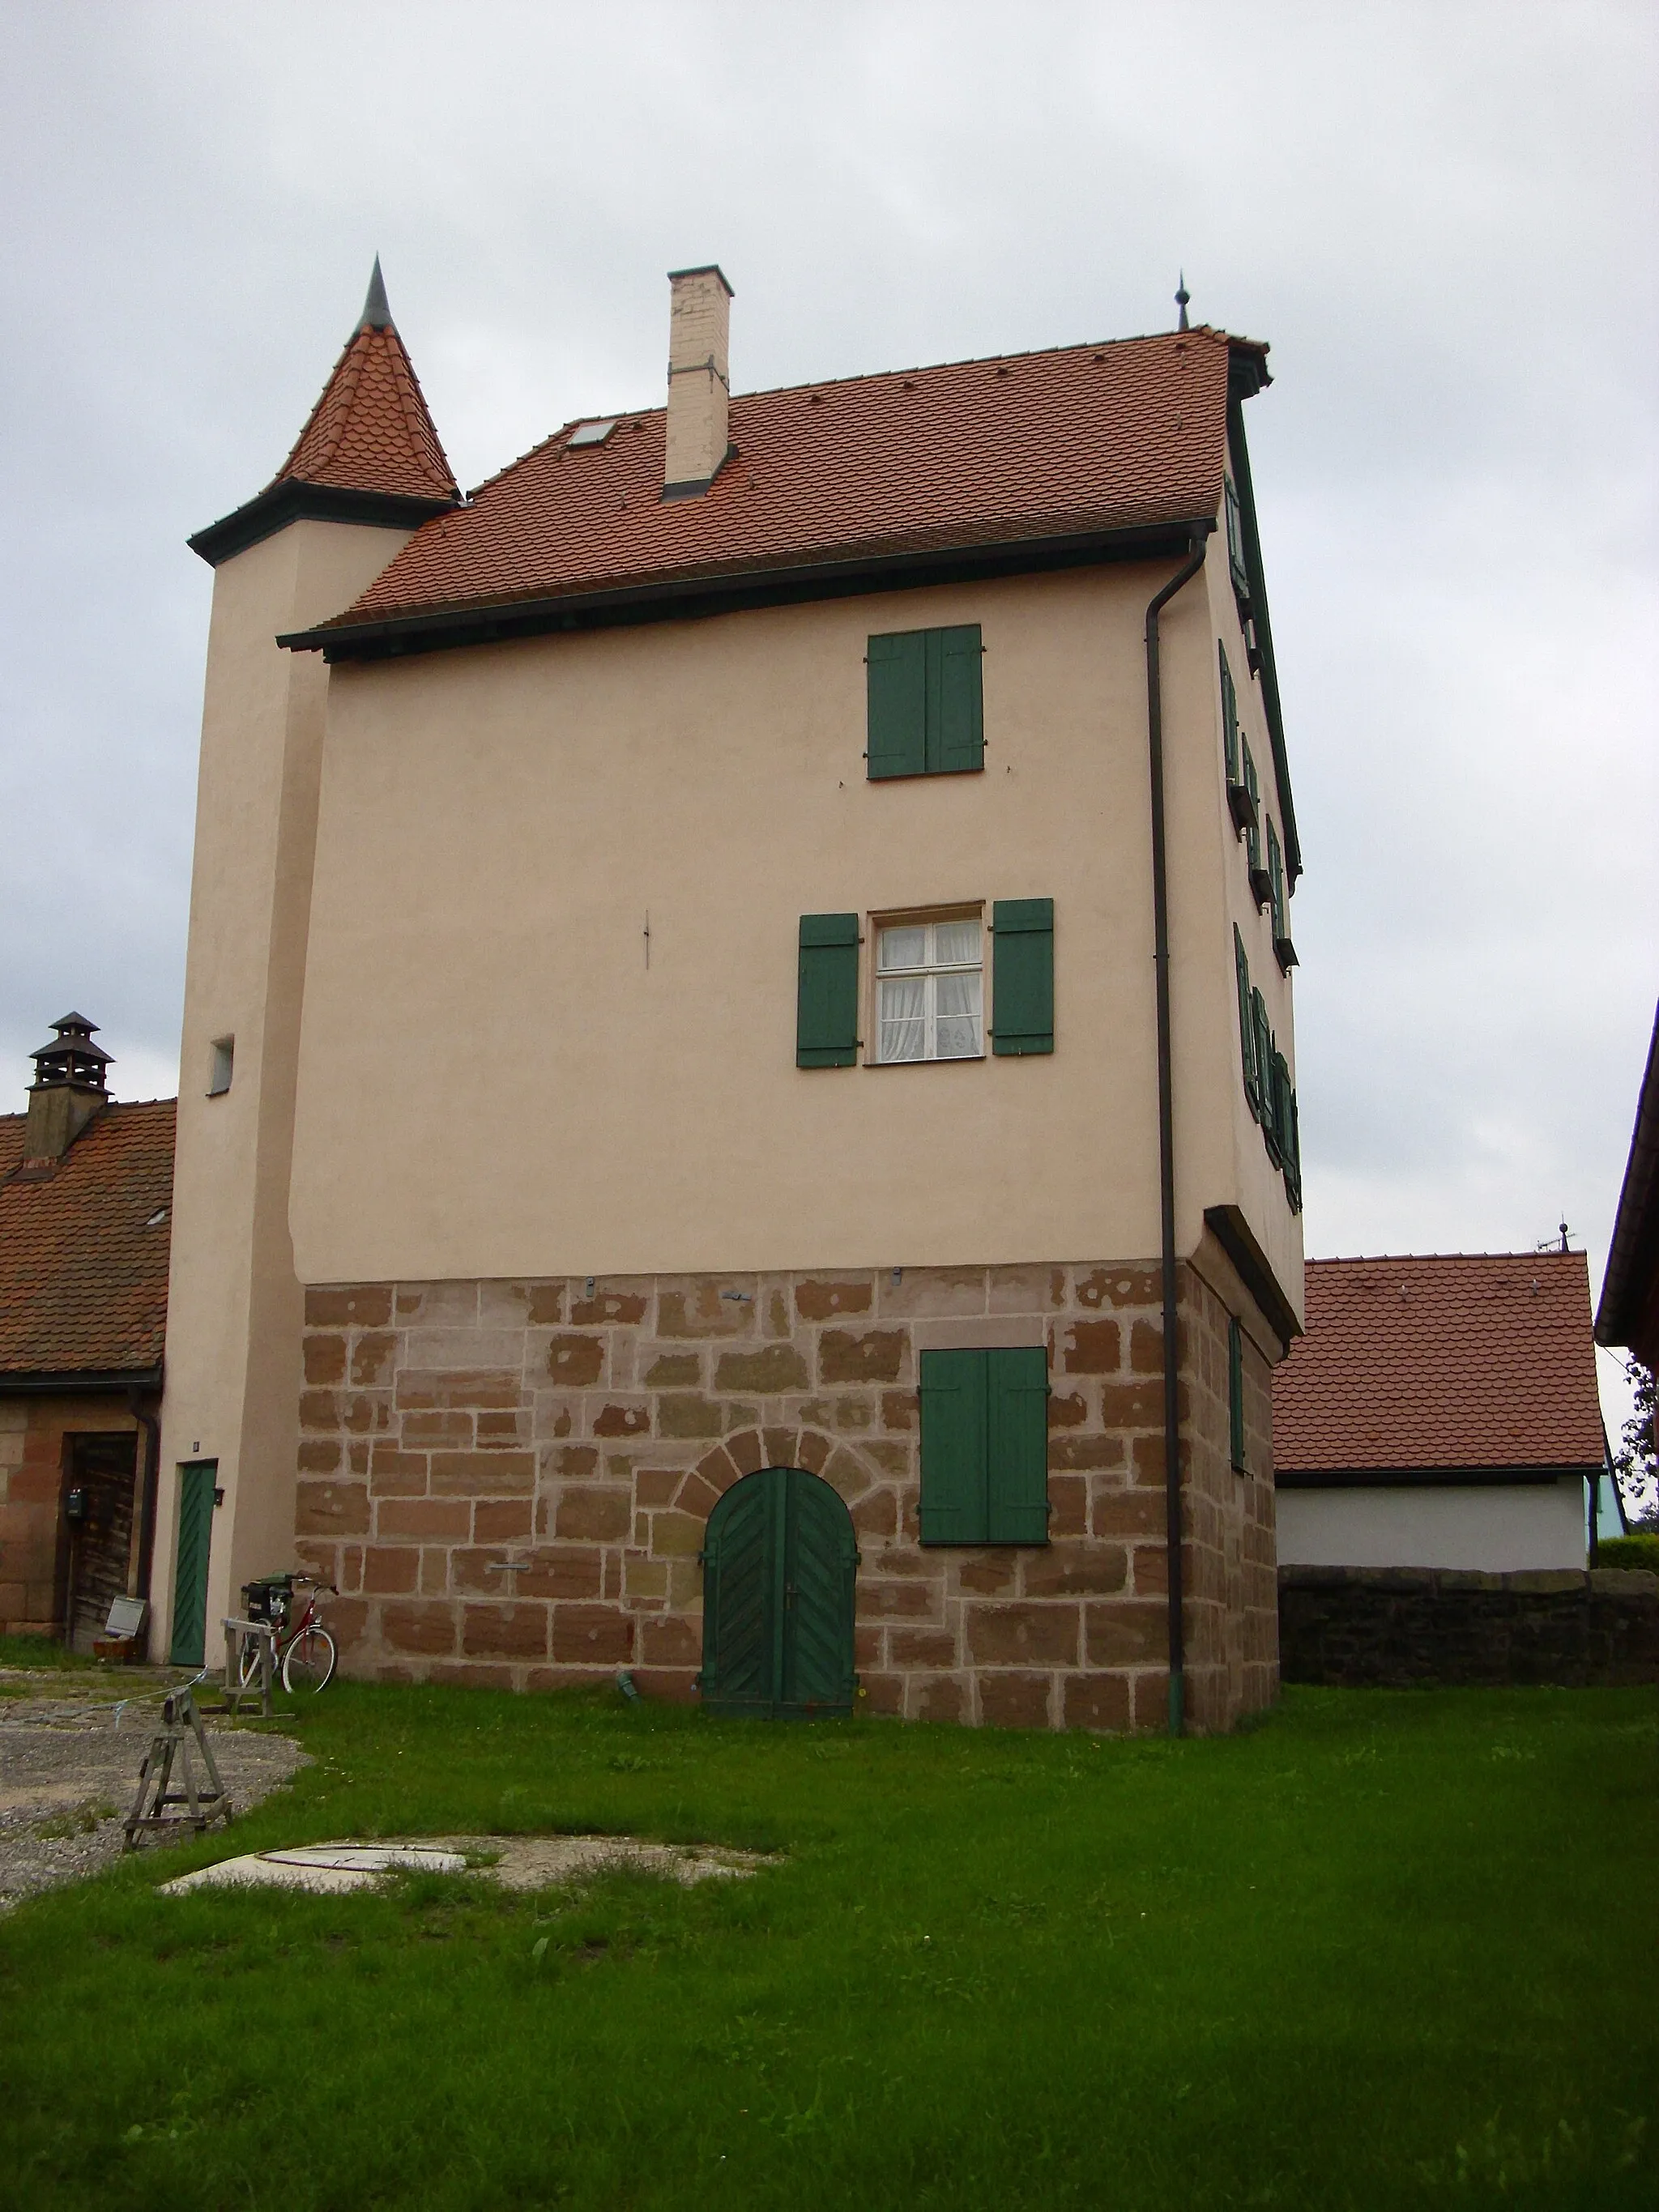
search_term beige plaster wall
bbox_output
[290,546,1302,1319]
[153,517,417,1654]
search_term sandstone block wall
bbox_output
[1278,1564,1659,1687]
[291,1260,1279,1731]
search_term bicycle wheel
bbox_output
[237,1635,270,1690]
[282,1625,336,1694]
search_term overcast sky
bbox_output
[3,2,1655,1432]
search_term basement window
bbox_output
[568,420,616,448]
[207,1037,233,1097]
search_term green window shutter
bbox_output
[797,914,860,1068]
[1234,927,1260,1119]
[1252,989,1278,1166]
[929,624,984,774]
[867,631,928,779]
[1270,1051,1294,1183]
[1225,475,1250,602]
[1219,644,1239,785]
[991,897,1054,1056]
[1228,1319,1245,1471]
[1267,820,1286,940]
[1284,1085,1303,1213]
[919,1349,988,1543]
[986,1346,1050,1543]
[1243,740,1261,872]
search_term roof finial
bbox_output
[1175,270,1191,333]
[358,254,394,334]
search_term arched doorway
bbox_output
[698,1466,858,1718]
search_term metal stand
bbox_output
[123,1686,231,1849]
[220,1615,275,1716]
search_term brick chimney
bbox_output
[663,265,734,500]
[23,1012,112,1165]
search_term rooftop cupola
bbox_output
[24,1012,113,1163]
[188,257,461,567]
[663,264,734,500]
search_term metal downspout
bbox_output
[1144,531,1210,1737]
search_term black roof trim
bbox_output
[1595,998,1659,1348]
[277,518,1217,663]
[1203,1203,1302,1349]
[1276,1461,1601,1490]
[189,479,459,569]
[0,1365,164,1396]
[1226,394,1300,883]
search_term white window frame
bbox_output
[868,907,985,1066]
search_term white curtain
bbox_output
[879,976,926,1061]
[935,970,982,1058]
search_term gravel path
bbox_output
[0,1668,308,1911]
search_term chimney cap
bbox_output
[30,1012,113,1089]
[667,263,734,297]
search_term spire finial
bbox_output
[358,254,394,333]
[1175,270,1191,333]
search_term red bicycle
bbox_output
[238,1572,338,1694]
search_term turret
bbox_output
[153,262,454,1663]
[188,258,458,568]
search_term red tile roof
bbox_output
[275,322,457,505]
[1273,1252,1606,1476]
[329,326,1252,629]
[0,1100,175,1379]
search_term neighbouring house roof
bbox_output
[1273,1251,1606,1482]
[306,325,1262,637]
[1595,999,1659,1360]
[0,1099,176,1383]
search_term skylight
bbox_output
[568,420,617,448]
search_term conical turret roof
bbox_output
[190,258,460,567]
[272,258,457,503]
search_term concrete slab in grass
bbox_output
[161,1834,774,1897]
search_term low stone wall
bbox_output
[291,1259,1280,1732]
[1278,1564,1659,1688]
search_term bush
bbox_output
[1596,1532,1659,1574]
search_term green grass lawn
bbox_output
[1,1683,1652,2211]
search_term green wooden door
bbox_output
[699,1468,857,1718]
[169,1463,216,1666]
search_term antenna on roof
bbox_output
[358,254,394,334]
[1175,271,1191,332]
[1534,1219,1574,1254]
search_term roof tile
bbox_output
[1273,1252,1606,1475]
[331,326,1245,629]
[275,322,457,505]
[0,1100,175,1377]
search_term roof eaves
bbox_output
[1276,1460,1604,1489]
[0,1364,164,1396]
[278,515,1217,663]
[189,479,460,569]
